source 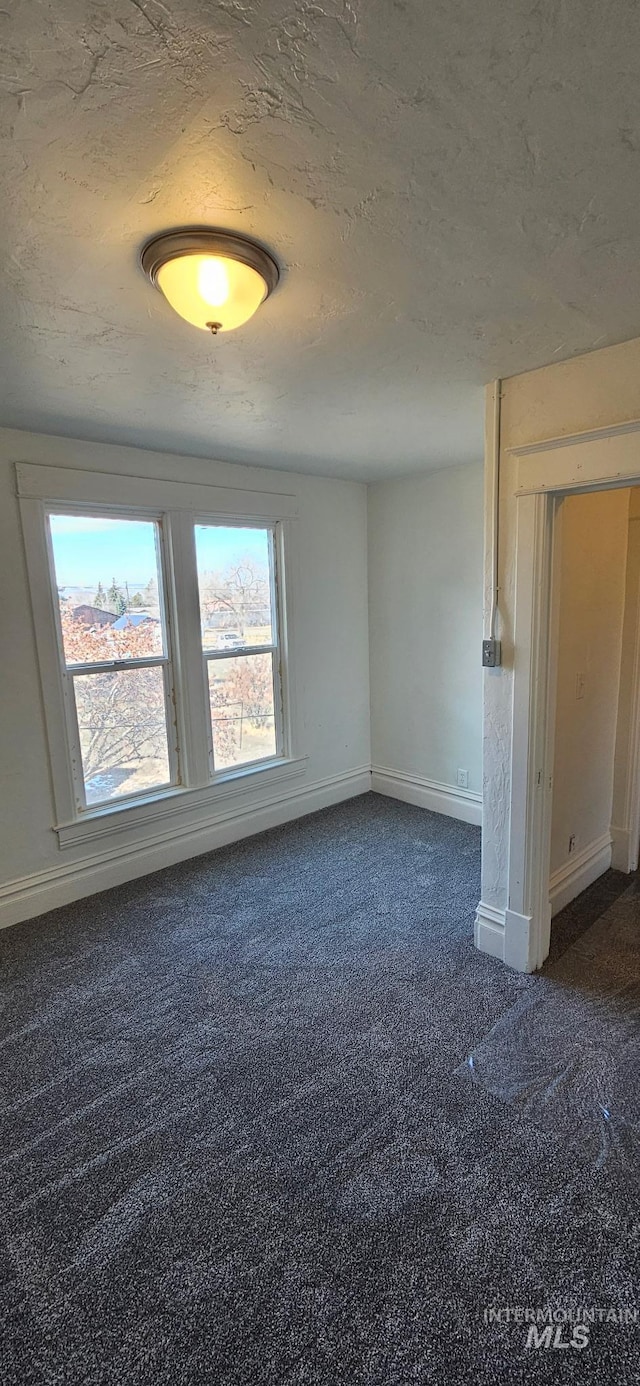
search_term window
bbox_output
[48,515,176,809]
[195,525,281,771]
[18,463,300,841]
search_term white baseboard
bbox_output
[504,906,542,973]
[474,902,506,961]
[476,902,549,973]
[549,832,612,917]
[0,766,372,930]
[610,824,636,874]
[371,766,482,826]
[0,760,482,932]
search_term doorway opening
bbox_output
[547,487,640,927]
[494,420,640,973]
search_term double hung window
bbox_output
[195,525,281,773]
[18,463,297,838]
[48,515,175,808]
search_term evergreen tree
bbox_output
[107,578,127,616]
[142,577,158,608]
[94,581,106,609]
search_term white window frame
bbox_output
[17,463,306,850]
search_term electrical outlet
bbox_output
[568,834,576,855]
[457,768,469,789]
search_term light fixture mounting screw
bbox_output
[206,321,222,335]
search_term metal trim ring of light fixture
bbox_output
[141,228,280,334]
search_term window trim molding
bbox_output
[55,754,309,849]
[17,462,301,846]
[16,463,298,519]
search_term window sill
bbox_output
[55,756,309,850]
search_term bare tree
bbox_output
[200,560,270,639]
[74,667,166,780]
[59,609,273,785]
[60,610,166,783]
[209,654,274,764]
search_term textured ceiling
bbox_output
[2,1,640,480]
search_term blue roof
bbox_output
[110,613,158,629]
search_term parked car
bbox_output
[218,631,243,649]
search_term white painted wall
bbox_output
[480,336,640,953]
[550,488,629,886]
[0,429,371,925]
[368,463,483,823]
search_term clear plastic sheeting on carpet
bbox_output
[457,883,640,1168]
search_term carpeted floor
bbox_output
[460,877,640,1165]
[1,794,639,1383]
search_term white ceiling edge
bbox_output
[0,415,485,484]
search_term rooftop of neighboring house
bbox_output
[71,605,117,627]
[110,613,158,630]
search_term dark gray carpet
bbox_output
[459,880,640,1167]
[0,794,638,1383]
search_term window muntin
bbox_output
[47,513,176,809]
[195,523,283,772]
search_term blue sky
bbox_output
[195,525,269,581]
[49,515,269,589]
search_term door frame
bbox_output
[499,419,640,971]
[610,497,640,875]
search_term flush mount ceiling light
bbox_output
[141,229,280,335]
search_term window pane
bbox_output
[49,515,165,665]
[73,666,171,805]
[195,525,274,650]
[208,653,277,771]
